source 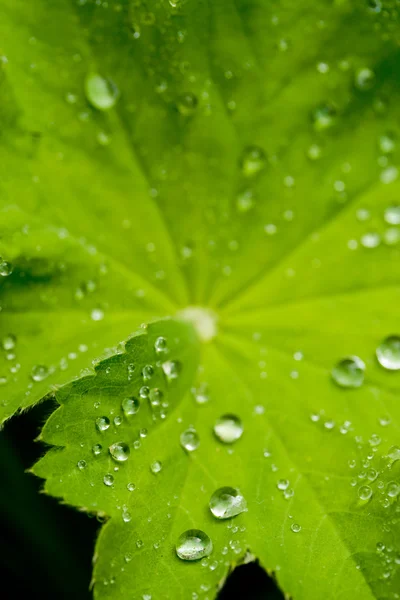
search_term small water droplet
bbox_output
[191,383,209,404]
[109,442,130,462]
[236,189,254,213]
[355,67,375,91]
[358,485,373,501]
[291,523,301,533]
[85,73,119,111]
[312,104,336,130]
[154,336,168,354]
[387,482,400,498]
[162,360,181,381]
[77,460,87,470]
[139,386,150,399]
[92,444,102,456]
[376,336,400,370]
[214,415,243,444]
[277,479,290,491]
[127,482,136,492]
[103,473,114,487]
[177,93,198,115]
[0,261,13,276]
[150,460,162,474]
[331,356,365,388]
[176,530,213,561]
[384,205,400,225]
[142,364,154,381]
[180,428,200,452]
[240,146,267,177]
[122,396,140,415]
[96,416,110,432]
[31,365,49,382]
[209,487,247,519]
[2,334,16,351]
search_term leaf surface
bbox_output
[1,0,400,599]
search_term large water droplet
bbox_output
[122,396,140,415]
[96,416,110,432]
[31,365,49,382]
[180,428,200,452]
[85,73,119,111]
[214,415,243,443]
[376,336,400,370]
[209,487,247,519]
[109,442,130,462]
[331,356,365,388]
[240,146,267,177]
[176,530,213,561]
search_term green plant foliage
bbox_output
[1,0,400,598]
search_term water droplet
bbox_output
[331,356,365,388]
[236,189,254,213]
[387,447,400,471]
[307,144,322,160]
[379,134,396,155]
[214,415,243,444]
[2,334,16,351]
[209,487,247,519]
[358,485,373,502]
[0,261,13,276]
[355,68,375,91]
[277,479,290,491]
[77,460,87,470]
[103,473,114,487]
[149,388,163,406]
[176,530,213,561]
[380,166,398,184]
[122,510,132,523]
[376,336,400,370]
[31,365,49,382]
[191,383,209,404]
[154,336,168,354]
[85,73,119,111]
[240,146,266,177]
[162,360,181,381]
[91,308,104,321]
[384,205,400,225]
[387,482,400,498]
[180,428,200,452]
[139,386,150,399]
[92,444,102,456]
[312,104,336,130]
[113,416,122,426]
[96,416,110,432]
[150,460,162,474]
[361,232,381,248]
[177,93,198,115]
[127,482,136,492]
[383,227,400,246]
[122,396,140,415]
[291,523,301,533]
[109,442,130,462]
[142,364,154,381]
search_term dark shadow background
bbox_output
[0,400,284,600]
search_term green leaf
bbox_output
[2,0,400,599]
